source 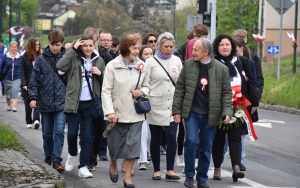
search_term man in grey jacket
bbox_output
[172,38,232,188]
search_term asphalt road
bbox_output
[0,96,299,188]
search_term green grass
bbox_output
[261,55,300,108]
[0,122,23,151]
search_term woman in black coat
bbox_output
[20,38,42,129]
[211,34,259,183]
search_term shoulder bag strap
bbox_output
[44,55,67,86]
[82,62,95,101]
[153,56,176,86]
[134,71,141,90]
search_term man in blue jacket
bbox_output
[28,28,67,173]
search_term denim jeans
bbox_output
[67,101,94,168]
[184,112,216,182]
[41,111,66,163]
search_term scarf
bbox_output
[215,54,237,78]
[155,49,173,60]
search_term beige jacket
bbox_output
[101,55,150,123]
[145,55,182,126]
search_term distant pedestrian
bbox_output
[28,28,67,173]
[0,39,8,97]
[142,33,157,53]
[20,38,42,129]
[0,41,22,112]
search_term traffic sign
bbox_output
[267,46,279,54]
[267,0,294,15]
[186,14,203,31]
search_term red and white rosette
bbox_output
[200,78,208,90]
[173,68,179,76]
[58,70,66,75]
[138,63,144,72]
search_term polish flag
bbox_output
[9,26,23,35]
[19,34,25,47]
[287,32,296,43]
[252,34,264,41]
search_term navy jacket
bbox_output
[28,46,67,112]
[0,52,22,80]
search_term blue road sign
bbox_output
[267,46,279,54]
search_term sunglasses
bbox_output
[148,40,156,43]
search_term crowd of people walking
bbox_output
[0,24,263,188]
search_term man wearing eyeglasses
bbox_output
[99,32,117,59]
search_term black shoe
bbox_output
[165,174,180,180]
[100,155,108,161]
[44,156,51,165]
[197,181,210,188]
[88,163,96,171]
[213,175,222,180]
[123,180,135,188]
[232,172,245,182]
[53,161,64,172]
[152,175,161,180]
[184,177,194,187]
[109,166,118,183]
[239,163,246,171]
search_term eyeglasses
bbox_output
[148,40,156,43]
[36,44,40,46]
[100,39,112,42]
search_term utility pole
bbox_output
[0,1,2,39]
[277,0,284,81]
[210,0,217,42]
[292,0,298,74]
[9,0,12,43]
[173,1,176,41]
[259,0,264,60]
[237,0,241,29]
[16,0,21,46]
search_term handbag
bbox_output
[83,65,104,119]
[134,71,151,114]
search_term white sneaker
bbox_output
[65,154,75,171]
[195,159,198,169]
[138,163,147,170]
[27,124,33,128]
[33,120,40,129]
[78,166,93,178]
[176,155,185,167]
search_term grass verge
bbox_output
[261,55,300,108]
[0,122,23,151]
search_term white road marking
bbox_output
[171,167,295,188]
[258,119,285,124]
[253,122,272,128]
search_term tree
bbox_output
[216,0,259,50]
[21,0,40,27]
[131,0,144,20]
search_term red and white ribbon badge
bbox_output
[15,55,20,59]
[200,78,208,90]
[58,70,65,75]
[173,68,179,76]
[138,63,144,72]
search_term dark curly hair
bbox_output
[213,34,237,58]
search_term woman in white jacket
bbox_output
[102,33,150,188]
[144,32,182,181]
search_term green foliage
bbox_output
[216,0,259,50]
[132,0,144,20]
[0,122,23,151]
[261,55,300,108]
[21,0,40,27]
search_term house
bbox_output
[258,0,300,62]
[53,9,77,28]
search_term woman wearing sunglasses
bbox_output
[142,33,157,53]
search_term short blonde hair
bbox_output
[8,41,18,48]
[233,29,247,39]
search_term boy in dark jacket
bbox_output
[28,28,67,173]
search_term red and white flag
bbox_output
[9,26,23,35]
[252,34,264,41]
[287,32,296,43]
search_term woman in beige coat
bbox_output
[101,33,149,188]
[144,32,182,181]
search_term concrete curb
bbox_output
[259,103,300,115]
